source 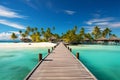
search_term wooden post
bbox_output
[68,47,69,50]
[39,54,42,61]
[48,49,50,54]
[65,44,67,47]
[70,48,72,52]
[64,44,65,47]
[76,52,79,59]
[52,47,54,50]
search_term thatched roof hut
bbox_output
[84,38,89,41]
[48,36,57,43]
[21,38,32,42]
[95,37,108,44]
[109,36,120,41]
[83,38,92,44]
[95,37,108,41]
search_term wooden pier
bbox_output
[25,42,97,80]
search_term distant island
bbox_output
[11,26,119,45]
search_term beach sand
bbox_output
[0,42,56,48]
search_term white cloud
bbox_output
[0,19,26,29]
[110,22,120,28]
[84,16,120,33]
[94,22,109,25]
[85,17,120,31]
[85,26,105,33]
[0,32,11,40]
[0,5,25,18]
[86,17,113,25]
[0,31,20,40]
[25,0,38,10]
[94,22,120,28]
[83,26,94,32]
[64,10,76,15]
[8,31,20,34]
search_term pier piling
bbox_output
[76,52,79,59]
[70,48,72,52]
[38,54,42,61]
[25,43,96,80]
[52,47,54,50]
[68,47,69,50]
[48,49,50,54]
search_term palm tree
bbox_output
[79,27,85,42]
[73,26,78,34]
[79,27,85,36]
[102,30,106,38]
[25,31,29,38]
[21,33,26,39]
[62,27,79,44]
[92,26,101,39]
[19,30,22,38]
[85,33,93,42]
[31,28,35,33]
[44,27,52,40]
[111,34,117,37]
[103,28,111,38]
[34,27,38,32]
[74,26,78,31]
[30,33,36,42]
[40,27,45,36]
[11,33,18,40]
[34,32,41,42]
[19,30,22,34]
[26,26,31,32]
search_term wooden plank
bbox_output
[25,42,97,80]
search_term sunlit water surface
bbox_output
[70,45,120,80]
[1,45,120,80]
[0,47,49,80]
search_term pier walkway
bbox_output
[25,42,97,80]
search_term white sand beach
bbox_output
[0,42,56,48]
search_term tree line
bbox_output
[11,26,59,42]
[61,26,116,44]
[11,26,117,43]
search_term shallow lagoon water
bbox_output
[1,45,120,80]
[71,45,120,80]
[0,47,49,80]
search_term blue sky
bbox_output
[0,0,120,40]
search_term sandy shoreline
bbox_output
[0,42,56,48]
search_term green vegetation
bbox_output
[13,26,59,42]
[11,26,117,44]
[61,26,116,44]
[11,33,18,41]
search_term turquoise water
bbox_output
[0,47,50,80]
[70,45,120,80]
[1,45,120,80]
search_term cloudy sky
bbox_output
[0,0,120,40]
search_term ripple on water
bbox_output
[0,55,16,59]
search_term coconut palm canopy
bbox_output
[11,26,119,44]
